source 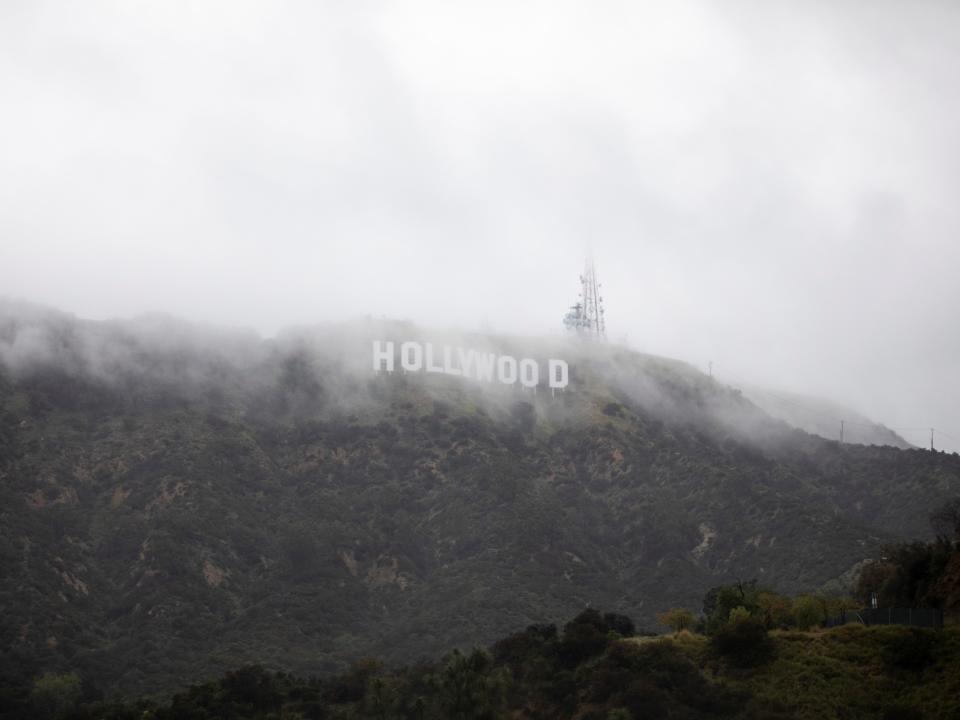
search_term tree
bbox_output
[366,675,394,720]
[930,498,960,544]
[412,695,426,720]
[439,649,504,720]
[31,672,82,719]
[656,608,696,634]
[602,612,636,638]
[220,665,282,713]
[557,610,611,667]
[709,617,774,668]
[856,541,953,608]
[703,580,761,633]
[823,595,859,619]
[757,591,793,629]
[792,595,824,631]
[325,657,383,704]
[856,560,897,606]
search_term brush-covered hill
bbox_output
[1,300,958,698]
[738,385,914,449]
[11,611,960,720]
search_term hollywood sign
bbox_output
[373,341,569,390]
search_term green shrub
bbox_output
[881,705,924,720]
[792,595,824,631]
[656,608,696,633]
[703,581,762,633]
[710,618,775,668]
[30,672,81,719]
[602,613,636,638]
[757,592,793,629]
[556,621,608,668]
[883,629,938,673]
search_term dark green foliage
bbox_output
[491,623,557,668]
[3,608,960,720]
[30,672,82,719]
[438,649,503,720]
[703,580,762,633]
[930,497,960,544]
[556,609,615,668]
[710,617,775,668]
[221,666,284,713]
[600,640,742,716]
[602,402,624,417]
[857,540,954,608]
[602,613,635,637]
[882,628,938,672]
[856,497,960,612]
[60,608,732,720]
[324,659,382,704]
[510,401,537,432]
[882,705,924,720]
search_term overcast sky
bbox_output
[1,0,958,451]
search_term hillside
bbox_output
[739,385,914,450]
[8,610,960,720]
[1,300,959,698]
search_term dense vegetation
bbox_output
[855,498,960,611]
[4,599,959,720]
[2,302,960,701]
[12,534,956,719]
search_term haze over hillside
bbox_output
[737,386,914,450]
[2,300,958,697]
[3,1,960,455]
[3,2,960,715]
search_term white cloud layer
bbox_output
[2,0,959,450]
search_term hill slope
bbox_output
[7,611,960,719]
[1,300,958,697]
[739,385,914,449]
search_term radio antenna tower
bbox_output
[563,257,606,339]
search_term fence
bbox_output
[825,608,944,629]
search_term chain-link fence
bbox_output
[825,607,944,628]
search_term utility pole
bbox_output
[840,420,844,444]
[708,361,713,379]
[931,427,935,452]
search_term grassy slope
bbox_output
[646,626,960,719]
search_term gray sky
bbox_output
[2,0,959,451]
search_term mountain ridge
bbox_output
[1,300,958,697]
[738,384,914,449]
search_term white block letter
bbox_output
[519,358,539,388]
[497,355,518,385]
[548,359,569,389]
[424,343,444,373]
[457,348,476,378]
[372,340,394,372]
[475,353,496,382]
[442,345,461,376]
[400,341,423,372]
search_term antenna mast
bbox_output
[564,257,606,340]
